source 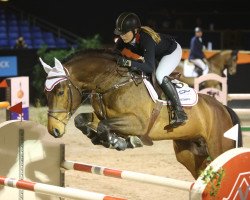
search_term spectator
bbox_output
[14,37,28,49]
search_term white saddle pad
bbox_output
[143,79,198,107]
[183,59,199,77]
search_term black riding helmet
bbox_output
[114,12,141,35]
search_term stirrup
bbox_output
[165,110,187,130]
[171,118,186,127]
[175,110,187,124]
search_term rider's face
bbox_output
[195,31,203,37]
[120,31,134,43]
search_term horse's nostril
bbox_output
[52,128,62,138]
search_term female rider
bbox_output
[114,12,187,128]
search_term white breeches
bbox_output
[189,58,209,75]
[156,43,182,84]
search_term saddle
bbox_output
[151,70,182,100]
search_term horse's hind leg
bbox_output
[173,140,209,179]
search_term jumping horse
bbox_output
[41,49,242,179]
[175,50,239,88]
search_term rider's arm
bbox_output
[130,33,156,74]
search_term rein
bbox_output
[100,78,133,95]
[91,70,145,119]
[91,75,134,119]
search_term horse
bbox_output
[175,50,239,88]
[40,49,242,179]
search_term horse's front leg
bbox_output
[96,119,128,150]
[74,113,143,150]
[74,112,102,145]
[97,114,145,150]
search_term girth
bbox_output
[140,101,163,146]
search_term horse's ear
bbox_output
[234,49,239,55]
[54,57,64,70]
[39,57,52,74]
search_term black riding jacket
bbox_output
[115,30,177,74]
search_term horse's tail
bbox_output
[224,105,243,147]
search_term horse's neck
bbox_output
[209,55,225,74]
[209,62,222,74]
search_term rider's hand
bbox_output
[116,56,131,67]
[203,58,208,65]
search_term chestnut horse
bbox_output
[41,49,242,179]
[175,50,238,88]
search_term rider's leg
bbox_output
[156,42,187,127]
[161,76,187,126]
[189,59,208,75]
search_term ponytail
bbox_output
[141,26,161,44]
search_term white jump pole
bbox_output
[228,93,250,100]
[62,160,194,191]
[233,108,250,115]
[0,176,126,200]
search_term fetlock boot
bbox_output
[161,76,188,127]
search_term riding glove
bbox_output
[116,56,131,67]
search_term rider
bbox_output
[188,27,209,76]
[113,12,187,128]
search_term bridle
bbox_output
[46,67,145,124]
[46,75,84,125]
[225,52,238,75]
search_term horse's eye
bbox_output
[58,91,64,96]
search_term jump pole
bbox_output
[228,93,250,101]
[61,160,194,191]
[0,176,127,200]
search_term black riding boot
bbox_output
[161,76,187,127]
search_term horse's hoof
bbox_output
[112,137,127,151]
[126,136,144,148]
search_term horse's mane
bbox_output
[208,50,228,60]
[208,49,238,60]
[61,48,119,64]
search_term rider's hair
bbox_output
[141,26,161,44]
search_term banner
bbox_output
[0,56,17,77]
[6,76,29,120]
